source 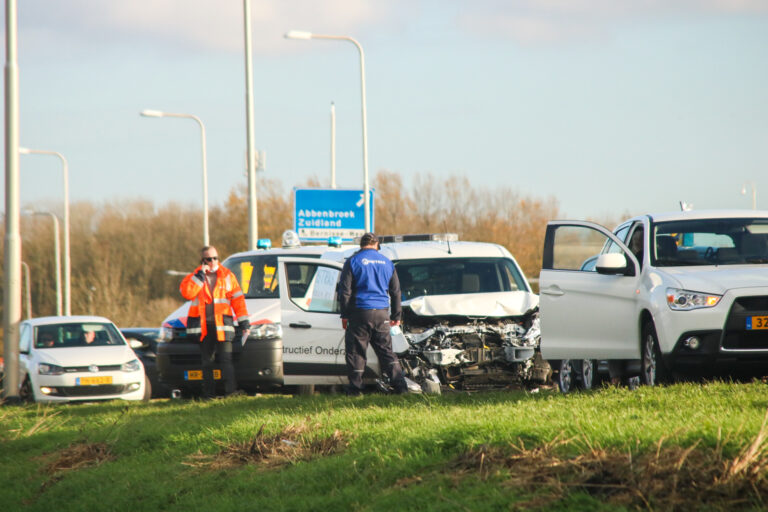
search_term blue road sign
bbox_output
[294,188,374,242]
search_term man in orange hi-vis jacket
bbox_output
[181,246,250,398]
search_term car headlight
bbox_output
[666,288,721,311]
[158,326,173,343]
[250,322,283,340]
[38,363,64,375]
[121,359,142,372]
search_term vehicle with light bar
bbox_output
[276,233,544,394]
[538,210,768,392]
[156,231,350,395]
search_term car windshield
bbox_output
[224,253,320,299]
[35,322,125,349]
[652,218,768,267]
[395,257,528,300]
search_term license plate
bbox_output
[184,369,221,381]
[746,316,768,330]
[76,376,113,385]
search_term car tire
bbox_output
[556,359,574,394]
[623,376,640,390]
[19,376,34,403]
[641,322,667,386]
[143,375,152,401]
[575,359,595,390]
[297,384,315,396]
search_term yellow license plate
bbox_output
[184,369,221,381]
[747,316,768,330]
[76,376,113,385]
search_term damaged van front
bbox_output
[394,291,543,391]
[278,234,547,393]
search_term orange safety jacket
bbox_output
[180,265,250,342]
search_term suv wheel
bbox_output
[576,359,595,390]
[641,322,667,386]
[556,359,574,394]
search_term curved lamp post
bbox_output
[22,210,62,316]
[19,147,70,316]
[141,109,210,246]
[20,261,31,319]
[284,30,371,232]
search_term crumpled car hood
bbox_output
[404,291,539,318]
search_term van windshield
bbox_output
[652,218,768,266]
[224,253,321,299]
[395,258,528,300]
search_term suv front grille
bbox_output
[723,296,768,350]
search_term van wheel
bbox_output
[556,360,574,394]
[297,385,315,396]
[576,359,595,390]
[623,376,640,390]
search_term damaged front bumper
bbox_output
[391,303,548,393]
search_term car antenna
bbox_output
[442,223,453,254]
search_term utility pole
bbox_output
[3,0,22,403]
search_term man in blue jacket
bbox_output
[338,232,408,395]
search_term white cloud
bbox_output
[458,0,768,44]
[20,0,405,54]
[15,0,768,52]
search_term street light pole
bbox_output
[19,147,71,316]
[20,261,30,319]
[4,0,22,401]
[284,30,371,232]
[243,0,259,250]
[331,102,336,189]
[741,182,757,210]
[140,109,210,246]
[22,210,62,316]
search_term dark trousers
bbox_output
[200,330,236,397]
[345,309,406,393]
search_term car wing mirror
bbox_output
[595,253,635,276]
[128,339,145,350]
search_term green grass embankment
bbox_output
[1,381,767,511]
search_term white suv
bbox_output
[539,210,768,392]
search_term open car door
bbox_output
[278,257,381,386]
[539,220,641,360]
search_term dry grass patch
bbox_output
[43,442,115,474]
[184,421,349,471]
[449,413,768,511]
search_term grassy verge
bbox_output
[1,381,767,511]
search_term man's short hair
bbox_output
[200,245,216,256]
[360,232,379,248]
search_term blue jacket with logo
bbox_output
[338,248,401,320]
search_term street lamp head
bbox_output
[285,30,313,40]
[140,109,165,118]
[741,186,747,195]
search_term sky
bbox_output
[4,0,768,225]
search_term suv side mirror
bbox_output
[595,253,635,276]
